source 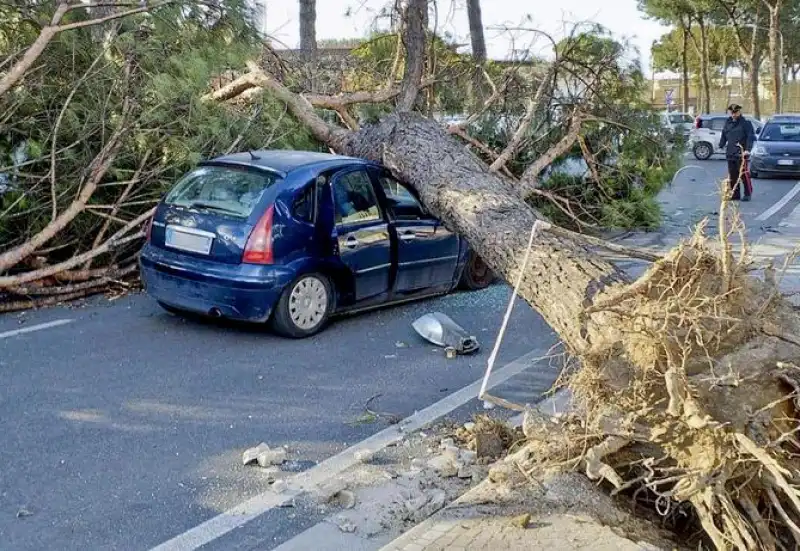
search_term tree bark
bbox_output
[680,18,691,113]
[466,0,487,109]
[299,0,317,54]
[765,1,782,113]
[698,17,712,113]
[751,52,762,118]
[397,0,428,112]
[340,114,625,352]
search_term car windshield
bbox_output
[164,166,280,218]
[669,114,693,124]
[759,122,800,142]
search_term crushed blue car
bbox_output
[140,150,494,337]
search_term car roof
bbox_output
[202,150,370,177]
[767,114,800,122]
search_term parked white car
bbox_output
[690,112,764,160]
[660,111,694,142]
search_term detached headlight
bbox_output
[752,145,767,156]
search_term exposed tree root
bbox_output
[515,199,800,550]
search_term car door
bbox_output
[370,168,460,294]
[331,167,392,303]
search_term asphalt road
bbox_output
[2,154,800,551]
[0,280,556,551]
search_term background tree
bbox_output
[466,0,487,109]
[299,0,317,54]
[762,0,783,112]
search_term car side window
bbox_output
[333,169,382,225]
[292,182,316,223]
[378,175,427,220]
[710,118,726,131]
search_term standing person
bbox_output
[719,103,755,201]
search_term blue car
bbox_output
[140,150,493,337]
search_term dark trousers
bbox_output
[727,158,753,199]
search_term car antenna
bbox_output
[248,150,261,160]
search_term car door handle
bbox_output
[344,235,359,248]
[399,231,416,241]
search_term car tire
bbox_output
[458,250,495,291]
[693,142,713,161]
[271,273,334,338]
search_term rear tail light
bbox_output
[243,205,274,264]
[695,117,701,129]
[145,216,154,242]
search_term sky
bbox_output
[252,0,671,72]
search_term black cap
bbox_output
[728,103,742,112]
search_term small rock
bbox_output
[404,495,429,514]
[488,465,509,483]
[395,341,409,348]
[335,490,357,509]
[463,422,476,432]
[312,478,348,504]
[257,448,287,467]
[460,450,477,465]
[411,458,426,469]
[511,513,531,528]
[16,507,33,519]
[272,479,289,493]
[457,466,473,479]
[441,444,461,462]
[439,437,456,449]
[427,455,458,477]
[260,467,281,483]
[334,516,357,533]
[242,442,270,465]
[354,449,373,463]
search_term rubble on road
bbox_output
[242,442,287,467]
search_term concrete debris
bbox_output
[426,454,458,477]
[457,466,474,479]
[272,479,289,493]
[333,516,357,533]
[463,422,476,432]
[16,507,33,519]
[312,478,348,504]
[354,449,373,463]
[260,467,281,483]
[335,490,357,509]
[460,450,477,465]
[242,442,287,467]
[403,490,447,523]
[439,437,456,449]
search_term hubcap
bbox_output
[696,144,710,158]
[289,277,328,330]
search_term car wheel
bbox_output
[458,250,495,291]
[271,273,333,338]
[693,142,713,161]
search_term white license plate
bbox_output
[778,159,795,166]
[165,226,213,254]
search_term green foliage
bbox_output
[0,1,321,257]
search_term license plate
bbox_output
[778,159,795,165]
[165,225,213,254]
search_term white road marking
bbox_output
[149,348,548,551]
[0,318,74,340]
[756,182,800,221]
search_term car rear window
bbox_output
[669,114,693,124]
[164,165,280,218]
[760,122,800,141]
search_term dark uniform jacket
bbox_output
[719,117,756,160]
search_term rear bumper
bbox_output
[749,157,800,175]
[139,244,295,322]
